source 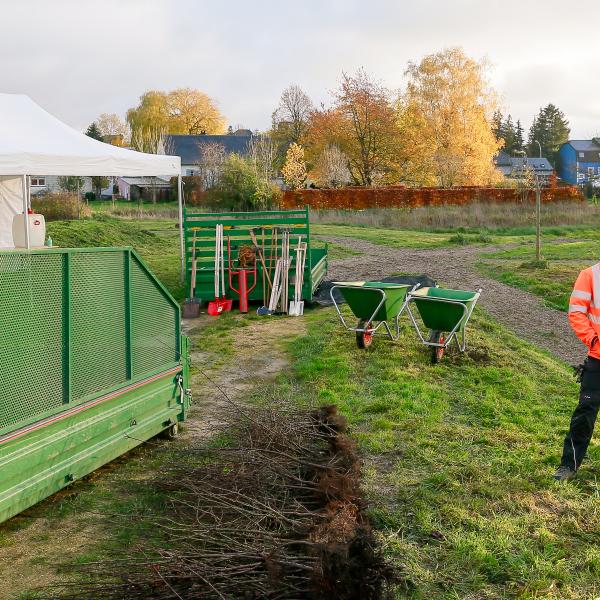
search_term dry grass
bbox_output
[31,193,92,221]
[310,202,600,231]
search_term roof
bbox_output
[514,157,553,171]
[494,151,512,166]
[567,140,600,152]
[163,134,255,165]
[119,176,172,187]
[0,93,180,176]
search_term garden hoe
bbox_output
[250,228,273,315]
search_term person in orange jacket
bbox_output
[555,264,600,481]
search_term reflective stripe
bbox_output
[569,304,588,313]
[592,264,600,308]
[571,289,592,300]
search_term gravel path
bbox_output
[322,236,585,365]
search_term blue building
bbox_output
[557,139,600,184]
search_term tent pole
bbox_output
[21,175,30,249]
[177,174,185,284]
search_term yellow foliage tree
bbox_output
[282,143,307,189]
[127,88,226,153]
[399,47,503,187]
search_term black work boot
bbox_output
[553,465,576,481]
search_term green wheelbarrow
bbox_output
[406,286,482,363]
[330,281,419,349]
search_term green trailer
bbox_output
[0,247,190,524]
[183,207,328,306]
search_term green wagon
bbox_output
[406,286,482,362]
[330,281,417,348]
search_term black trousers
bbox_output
[561,356,600,470]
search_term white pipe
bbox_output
[177,175,185,284]
[21,175,30,249]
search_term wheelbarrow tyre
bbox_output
[356,319,374,349]
[429,330,445,364]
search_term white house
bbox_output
[29,175,114,197]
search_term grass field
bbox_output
[286,307,599,599]
[4,213,598,598]
[477,229,600,311]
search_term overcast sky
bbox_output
[1,0,599,138]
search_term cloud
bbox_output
[0,0,598,137]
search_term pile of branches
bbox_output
[47,399,395,599]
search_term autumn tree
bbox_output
[527,104,570,164]
[96,113,129,145]
[305,70,402,186]
[167,88,226,135]
[127,88,226,153]
[400,47,502,187]
[282,143,307,189]
[311,145,351,188]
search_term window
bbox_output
[186,169,195,176]
[30,177,45,186]
[579,152,585,158]
[588,167,595,176]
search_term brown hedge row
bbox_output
[282,186,584,210]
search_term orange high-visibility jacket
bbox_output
[569,264,600,359]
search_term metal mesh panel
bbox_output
[71,252,128,401]
[130,256,178,377]
[0,254,64,430]
[0,248,180,434]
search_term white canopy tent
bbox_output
[0,93,185,277]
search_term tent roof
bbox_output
[0,94,180,176]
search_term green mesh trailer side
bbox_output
[184,207,328,303]
[0,247,189,524]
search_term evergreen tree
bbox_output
[527,104,570,165]
[492,110,503,141]
[502,115,518,154]
[85,122,103,141]
[515,120,525,152]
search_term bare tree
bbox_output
[248,134,276,183]
[272,85,314,144]
[312,145,351,188]
[195,142,226,189]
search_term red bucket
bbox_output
[207,297,233,316]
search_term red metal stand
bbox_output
[227,238,257,313]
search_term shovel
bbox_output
[183,230,201,318]
[289,238,307,316]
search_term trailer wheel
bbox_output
[356,319,374,349]
[160,423,179,440]
[429,331,445,363]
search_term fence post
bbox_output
[63,251,72,404]
[125,250,133,380]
